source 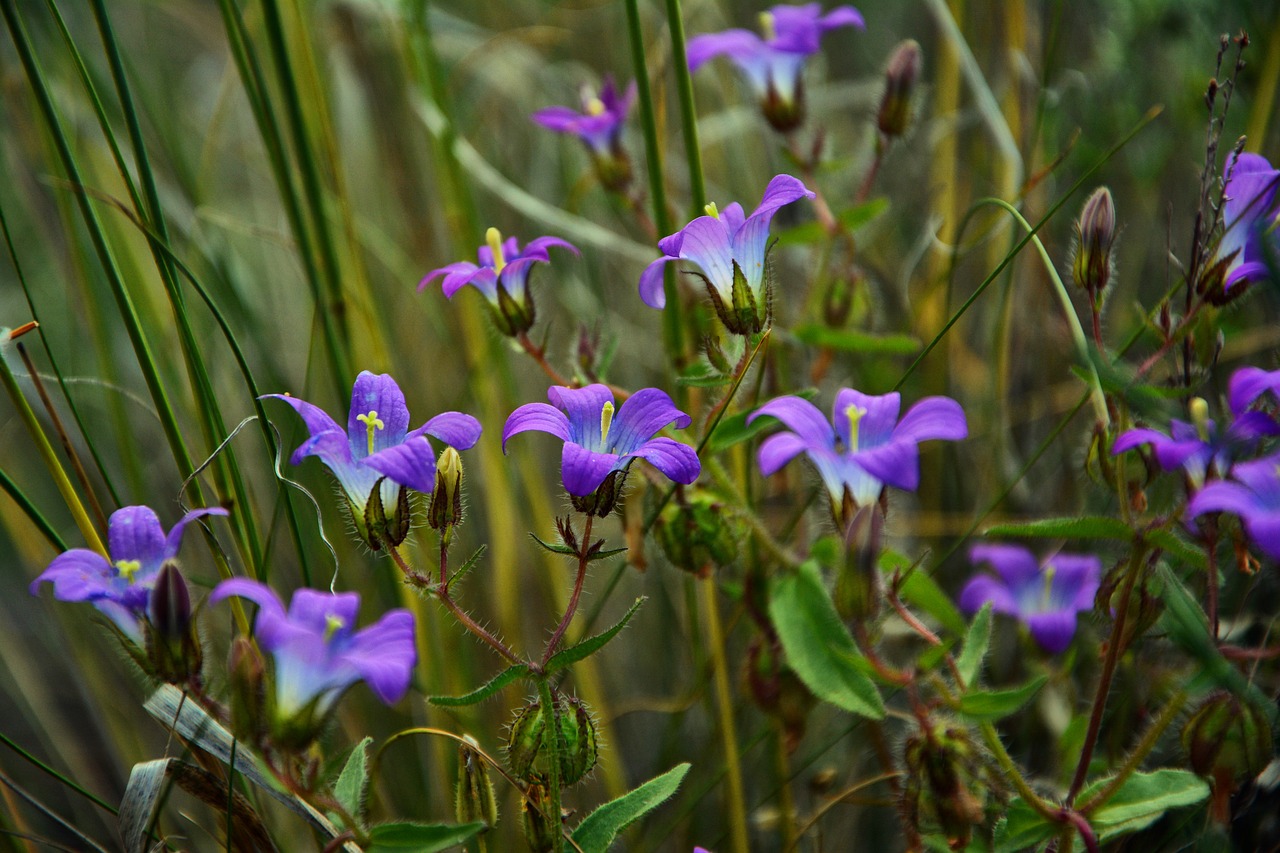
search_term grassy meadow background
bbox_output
[2,0,1279,849]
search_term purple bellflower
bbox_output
[638,174,814,334]
[959,544,1101,654]
[503,384,701,516]
[1188,454,1280,561]
[688,3,864,131]
[1215,152,1279,294]
[420,229,579,336]
[1112,365,1280,487]
[211,579,415,747]
[533,77,637,191]
[264,371,481,550]
[749,388,967,520]
[30,505,228,644]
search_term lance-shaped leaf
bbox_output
[1080,769,1210,842]
[429,664,531,707]
[332,737,372,831]
[365,821,486,852]
[546,597,646,674]
[571,763,690,853]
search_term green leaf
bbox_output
[448,544,487,586]
[957,675,1048,721]
[546,597,645,674]
[956,604,992,688]
[429,664,530,707]
[1156,565,1278,726]
[1080,769,1209,842]
[1145,528,1205,570]
[675,362,731,388]
[775,198,889,245]
[705,410,778,454]
[993,798,1057,852]
[893,562,967,637]
[768,561,885,719]
[982,516,1132,540]
[790,324,920,355]
[571,763,690,853]
[334,737,372,830]
[529,533,627,563]
[365,821,485,852]
[121,758,274,853]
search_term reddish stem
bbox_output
[541,514,594,667]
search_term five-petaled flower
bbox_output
[688,3,864,131]
[211,579,415,748]
[503,384,700,516]
[749,388,967,522]
[1212,152,1280,296]
[533,77,637,191]
[959,544,1101,654]
[264,371,481,550]
[1188,454,1280,562]
[1112,365,1280,487]
[421,229,579,336]
[639,174,814,334]
[30,505,228,644]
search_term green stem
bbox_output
[702,576,750,853]
[536,677,565,853]
[1078,688,1189,814]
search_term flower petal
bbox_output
[419,261,478,293]
[1024,610,1080,654]
[547,385,614,447]
[731,176,813,291]
[1229,366,1280,415]
[957,574,1019,616]
[969,543,1041,592]
[364,435,438,494]
[411,411,482,450]
[628,437,701,485]
[832,389,900,449]
[344,609,417,705]
[521,236,580,261]
[262,392,354,468]
[609,388,691,454]
[348,372,410,457]
[561,442,621,496]
[671,216,736,297]
[639,257,675,309]
[749,395,835,451]
[531,106,586,133]
[756,432,811,476]
[30,549,112,599]
[687,30,765,72]
[210,578,289,650]
[107,506,167,572]
[164,507,230,561]
[503,402,571,451]
[850,438,920,492]
[1047,554,1102,612]
[893,396,969,444]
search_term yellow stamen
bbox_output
[324,613,346,642]
[758,10,776,42]
[600,401,615,447]
[704,202,720,219]
[1189,397,1210,443]
[1041,565,1057,611]
[485,227,507,274]
[115,559,142,583]
[585,96,606,116]
[356,410,384,456]
[845,404,867,452]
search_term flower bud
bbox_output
[520,782,558,853]
[655,489,740,576]
[455,735,499,831]
[491,279,537,337]
[505,695,599,786]
[505,699,547,781]
[877,40,921,139]
[147,562,202,685]
[1181,691,1272,823]
[228,637,269,746]
[1072,187,1116,295]
[591,147,633,194]
[357,478,411,550]
[903,721,990,848]
[429,447,464,532]
[833,505,883,621]
[762,79,806,134]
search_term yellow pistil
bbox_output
[324,613,346,642]
[1040,565,1057,611]
[585,96,606,116]
[600,401,615,448]
[845,404,867,452]
[758,10,776,42]
[704,202,720,219]
[1189,397,1210,443]
[356,410,384,456]
[485,227,507,274]
[115,559,142,583]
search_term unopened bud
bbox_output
[877,40,921,139]
[903,721,991,849]
[455,735,499,830]
[655,489,740,576]
[228,637,269,746]
[147,562,201,684]
[429,447,464,532]
[833,506,883,621]
[491,278,537,337]
[1072,187,1116,295]
[357,478,411,550]
[504,695,599,786]
[520,782,558,853]
[570,467,627,517]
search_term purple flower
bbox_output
[959,544,1101,654]
[688,3,864,131]
[533,78,636,180]
[638,174,814,334]
[1188,454,1280,561]
[264,371,481,549]
[420,229,579,336]
[211,579,416,723]
[30,505,228,643]
[503,384,700,516]
[1112,365,1280,486]
[1218,152,1280,292]
[748,388,967,512]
